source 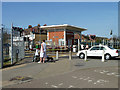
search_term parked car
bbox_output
[76,45,120,60]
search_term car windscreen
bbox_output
[108,46,114,49]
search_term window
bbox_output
[108,46,114,49]
[91,47,100,50]
[59,39,64,46]
[100,47,106,50]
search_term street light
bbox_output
[0,24,4,68]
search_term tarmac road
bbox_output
[2,55,120,88]
[4,66,119,88]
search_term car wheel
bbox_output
[105,54,111,60]
[79,53,85,59]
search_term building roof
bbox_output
[40,24,87,32]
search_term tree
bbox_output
[28,25,32,28]
[38,24,40,27]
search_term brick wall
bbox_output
[48,31,64,44]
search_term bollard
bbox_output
[102,50,105,62]
[69,51,72,60]
[84,51,87,61]
[56,51,59,60]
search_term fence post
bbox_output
[69,51,72,60]
[11,23,13,64]
[84,51,87,61]
[56,51,59,60]
[102,50,105,62]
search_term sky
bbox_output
[2,2,118,38]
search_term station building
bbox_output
[40,24,87,50]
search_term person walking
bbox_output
[38,40,47,63]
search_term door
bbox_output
[87,46,100,56]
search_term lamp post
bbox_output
[0,24,4,68]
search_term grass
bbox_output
[3,60,11,66]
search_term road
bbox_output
[2,51,120,88]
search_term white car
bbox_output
[77,45,120,60]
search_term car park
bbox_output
[76,45,120,60]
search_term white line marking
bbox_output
[88,80,93,82]
[79,78,83,80]
[68,85,74,88]
[72,76,77,79]
[115,75,120,77]
[95,79,109,84]
[107,73,114,75]
[102,70,109,73]
[84,77,90,80]
[58,83,63,86]
[45,82,48,85]
[51,85,58,88]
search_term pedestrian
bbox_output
[38,40,47,63]
[86,44,89,50]
[81,44,84,50]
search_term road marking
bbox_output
[51,85,58,88]
[72,76,77,79]
[94,70,118,77]
[83,77,90,80]
[2,64,27,71]
[79,78,83,80]
[58,83,63,86]
[68,85,74,88]
[107,73,115,75]
[115,75,120,77]
[45,82,48,85]
[88,80,93,82]
[93,79,109,85]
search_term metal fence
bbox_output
[0,25,25,68]
[11,30,24,64]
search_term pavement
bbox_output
[2,51,120,88]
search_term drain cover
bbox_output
[74,63,85,67]
[10,76,33,81]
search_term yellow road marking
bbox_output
[2,64,27,71]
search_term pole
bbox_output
[69,51,72,60]
[11,23,13,64]
[102,50,105,62]
[78,39,80,51]
[91,40,92,47]
[56,51,58,60]
[84,51,87,61]
[0,26,3,68]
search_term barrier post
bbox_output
[69,51,72,60]
[56,51,59,60]
[84,51,87,61]
[102,50,105,62]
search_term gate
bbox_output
[0,24,25,68]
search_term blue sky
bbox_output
[2,2,118,38]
